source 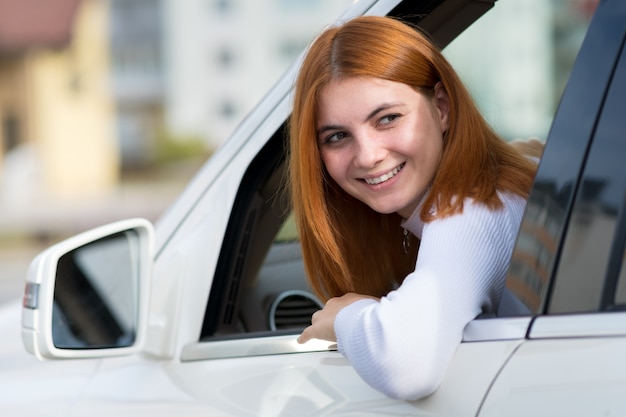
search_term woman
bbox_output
[288,16,540,400]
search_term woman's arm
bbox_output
[334,196,525,400]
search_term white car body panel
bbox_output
[530,311,626,339]
[479,337,626,416]
[0,302,100,415]
[478,313,626,415]
[66,337,521,416]
[0,302,521,416]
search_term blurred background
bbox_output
[0,0,596,305]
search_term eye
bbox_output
[323,131,348,145]
[378,114,400,126]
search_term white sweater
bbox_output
[334,192,527,400]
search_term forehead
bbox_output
[316,76,422,122]
[320,76,409,98]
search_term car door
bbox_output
[479,1,626,414]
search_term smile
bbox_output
[364,163,405,185]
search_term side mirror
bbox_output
[21,218,154,360]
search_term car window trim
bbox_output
[463,317,531,342]
[529,311,626,340]
[603,190,626,310]
[181,334,336,362]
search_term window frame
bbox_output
[500,0,626,318]
[547,29,626,315]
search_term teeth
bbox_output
[365,163,405,185]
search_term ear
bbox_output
[433,82,450,133]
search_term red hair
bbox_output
[289,16,538,300]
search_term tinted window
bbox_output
[548,37,626,313]
[500,0,625,316]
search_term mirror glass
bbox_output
[52,230,141,349]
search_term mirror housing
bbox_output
[21,218,154,360]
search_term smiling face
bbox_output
[316,76,450,219]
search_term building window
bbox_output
[216,46,236,70]
[213,0,235,14]
[219,99,237,119]
[2,113,20,153]
[277,37,309,63]
[275,0,319,12]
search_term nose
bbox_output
[353,131,385,169]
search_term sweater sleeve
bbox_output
[334,198,522,400]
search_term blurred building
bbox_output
[0,0,354,235]
[0,0,118,206]
[444,0,596,142]
[124,0,594,157]
[109,0,164,168]
[0,0,597,237]
[162,0,353,149]
[107,0,353,165]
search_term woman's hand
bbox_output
[297,292,379,343]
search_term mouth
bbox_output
[363,163,405,185]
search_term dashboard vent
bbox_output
[269,290,323,331]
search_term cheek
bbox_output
[320,151,347,184]
[425,140,443,175]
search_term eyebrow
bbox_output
[364,103,400,123]
[316,102,403,136]
[316,124,342,136]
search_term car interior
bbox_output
[199,123,319,340]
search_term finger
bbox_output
[297,326,313,344]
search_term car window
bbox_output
[199,124,320,340]
[199,1,599,341]
[548,38,626,314]
[494,0,617,317]
[274,212,298,242]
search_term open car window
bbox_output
[199,1,598,342]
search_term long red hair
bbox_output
[289,16,538,300]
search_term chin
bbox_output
[367,204,403,215]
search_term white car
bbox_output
[3,0,626,415]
